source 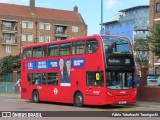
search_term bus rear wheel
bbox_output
[74,92,84,107]
[32,90,40,103]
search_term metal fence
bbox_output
[0,72,21,94]
[0,83,15,94]
[1,73,13,82]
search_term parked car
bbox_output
[147,74,160,86]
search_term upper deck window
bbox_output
[102,36,132,54]
[86,39,98,53]
[48,44,58,56]
[23,48,32,59]
[42,46,47,57]
[60,43,71,56]
[72,40,85,54]
[33,47,42,58]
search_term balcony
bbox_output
[1,26,17,33]
[1,39,17,45]
[54,25,68,38]
[54,30,68,38]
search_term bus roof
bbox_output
[22,34,130,49]
[22,34,100,49]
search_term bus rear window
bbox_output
[33,47,42,58]
[23,48,32,59]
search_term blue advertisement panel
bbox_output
[27,62,35,70]
[36,61,47,69]
[71,58,85,68]
[26,58,85,70]
[27,60,59,70]
[26,58,85,87]
[48,60,59,69]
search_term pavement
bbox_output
[0,93,160,108]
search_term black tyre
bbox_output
[32,90,40,103]
[74,92,84,107]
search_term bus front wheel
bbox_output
[32,90,40,103]
[74,92,84,107]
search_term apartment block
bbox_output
[149,0,160,73]
[103,5,149,42]
[0,0,87,59]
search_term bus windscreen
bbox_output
[102,36,132,54]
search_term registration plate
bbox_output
[119,101,126,104]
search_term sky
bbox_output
[0,0,149,35]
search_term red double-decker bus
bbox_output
[21,34,137,106]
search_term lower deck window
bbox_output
[27,72,58,85]
[86,71,104,86]
[47,73,58,85]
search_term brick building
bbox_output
[0,0,87,59]
[149,0,160,73]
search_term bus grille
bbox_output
[114,95,130,99]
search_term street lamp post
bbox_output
[101,0,103,34]
[35,21,38,44]
[20,22,22,54]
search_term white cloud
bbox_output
[0,0,29,5]
[105,0,119,9]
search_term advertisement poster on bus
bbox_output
[26,57,85,86]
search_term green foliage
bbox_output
[0,55,20,74]
[148,23,160,57]
[133,38,149,67]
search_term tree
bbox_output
[0,55,20,74]
[147,23,160,57]
[133,38,149,67]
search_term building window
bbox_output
[45,24,50,30]
[156,3,160,12]
[39,35,50,42]
[3,21,12,28]
[22,22,27,28]
[39,23,44,29]
[55,25,67,34]
[22,34,27,41]
[22,21,33,29]
[72,26,79,32]
[39,23,50,30]
[6,45,11,53]
[22,34,33,42]
[28,34,33,42]
[39,35,44,42]
[55,26,63,34]
[45,35,50,42]
[28,22,33,28]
